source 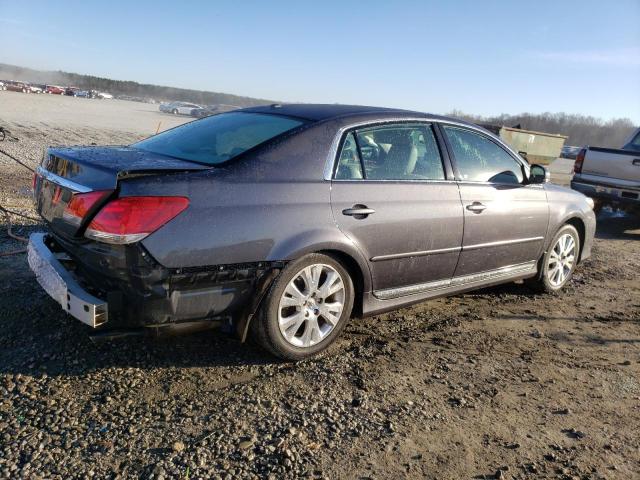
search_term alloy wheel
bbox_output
[547,233,576,287]
[278,264,346,348]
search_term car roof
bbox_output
[239,103,467,124]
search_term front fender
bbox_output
[544,184,596,261]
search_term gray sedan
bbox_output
[30,104,595,360]
[159,101,202,115]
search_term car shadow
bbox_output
[457,281,540,298]
[0,280,282,377]
[595,209,639,240]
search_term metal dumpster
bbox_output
[497,127,567,165]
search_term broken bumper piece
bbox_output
[27,232,108,328]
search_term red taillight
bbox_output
[62,191,111,226]
[32,172,37,191]
[85,196,189,244]
[574,148,587,174]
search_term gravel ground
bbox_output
[1,95,639,479]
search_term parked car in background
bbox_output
[65,87,79,96]
[96,92,113,99]
[622,129,640,152]
[571,127,640,214]
[190,105,218,117]
[26,84,43,94]
[159,101,202,115]
[159,101,179,113]
[6,81,29,93]
[29,104,596,360]
[74,90,90,98]
[561,145,582,160]
[45,85,66,95]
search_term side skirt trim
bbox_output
[373,260,537,300]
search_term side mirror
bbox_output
[529,164,550,184]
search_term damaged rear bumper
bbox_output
[27,232,283,337]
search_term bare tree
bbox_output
[449,110,637,148]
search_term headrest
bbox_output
[372,129,411,145]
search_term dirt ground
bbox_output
[1,92,639,479]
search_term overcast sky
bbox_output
[1,0,639,123]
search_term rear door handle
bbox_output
[342,205,375,218]
[466,202,486,213]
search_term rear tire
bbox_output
[527,224,580,294]
[252,253,354,361]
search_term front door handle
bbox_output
[466,202,486,213]
[342,205,375,219]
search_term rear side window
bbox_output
[335,123,445,181]
[443,126,524,184]
[134,112,305,165]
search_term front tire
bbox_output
[252,253,354,361]
[528,224,580,293]
[172,109,179,115]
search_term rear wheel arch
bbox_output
[241,240,371,342]
[267,231,372,294]
[317,249,366,318]
[251,252,356,360]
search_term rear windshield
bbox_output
[133,112,306,165]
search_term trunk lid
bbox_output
[34,146,209,239]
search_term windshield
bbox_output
[134,112,306,165]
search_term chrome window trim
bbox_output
[374,260,537,300]
[324,117,530,181]
[36,166,93,193]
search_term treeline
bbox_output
[449,110,637,148]
[2,63,636,145]
[0,63,274,107]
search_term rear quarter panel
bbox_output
[124,122,373,292]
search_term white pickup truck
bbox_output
[571,128,640,214]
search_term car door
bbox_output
[440,124,549,277]
[330,122,464,294]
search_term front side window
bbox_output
[443,126,524,184]
[134,112,305,165]
[335,123,445,180]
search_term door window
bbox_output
[335,124,445,180]
[443,126,524,184]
